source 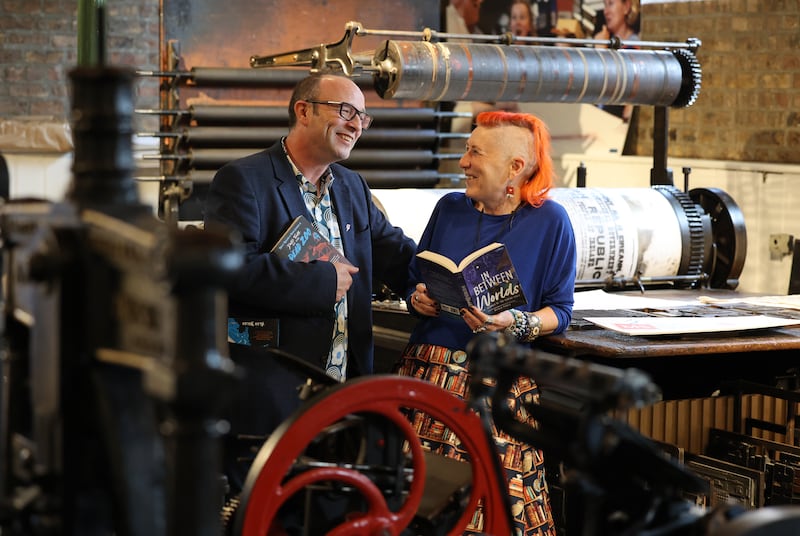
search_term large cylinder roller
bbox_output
[374,186,746,290]
[248,22,701,108]
[371,40,701,108]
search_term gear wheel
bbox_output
[220,495,241,536]
[671,47,702,108]
[652,185,709,285]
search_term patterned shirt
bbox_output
[282,139,349,381]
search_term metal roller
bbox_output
[372,40,701,108]
[183,104,468,126]
[153,126,456,149]
[550,186,712,288]
[165,148,451,170]
[137,66,373,89]
[156,169,445,189]
[247,22,701,108]
[188,67,307,87]
[188,105,291,125]
[135,105,470,127]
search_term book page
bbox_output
[417,258,472,315]
[416,250,459,273]
[416,243,507,274]
[457,242,505,271]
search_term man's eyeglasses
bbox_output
[306,100,372,129]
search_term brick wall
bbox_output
[0,1,160,123]
[0,0,798,163]
[632,0,800,163]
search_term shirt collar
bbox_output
[281,137,334,193]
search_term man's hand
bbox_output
[333,262,359,301]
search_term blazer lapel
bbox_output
[268,144,308,218]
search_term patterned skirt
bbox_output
[395,343,556,536]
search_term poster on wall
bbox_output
[443,0,642,157]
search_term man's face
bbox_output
[304,76,366,163]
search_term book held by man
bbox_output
[416,242,527,316]
[271,215,351,265]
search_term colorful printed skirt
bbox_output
[395,343,556,536]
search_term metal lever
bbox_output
[249,20,362,76]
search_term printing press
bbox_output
[2,12,800,536]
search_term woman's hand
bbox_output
[461,306,514,334]
[409,283,438,316]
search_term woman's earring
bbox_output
[506,185,515,198]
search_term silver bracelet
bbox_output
[504,309,542,342]
[523,311,542,342]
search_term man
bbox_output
[204,73,416,491]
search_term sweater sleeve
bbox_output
[539,202,577,334]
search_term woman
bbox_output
[397,111,576,535]
[509,0,536,38]
[593,0,640,121]
[593,0,640,43]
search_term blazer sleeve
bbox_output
[366,192,417,295]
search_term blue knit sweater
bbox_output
[406,192,576,350]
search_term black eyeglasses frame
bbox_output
[305,100,372,129]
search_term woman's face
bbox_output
[510,3,533,37]
[603,0,630,35]
[459,126,512,209]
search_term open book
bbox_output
[270,215,351,265]
[416,242,527,316]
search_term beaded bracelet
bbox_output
[523,311,542,342]
[504,309,542,342]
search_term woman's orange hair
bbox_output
[475,111,554,208]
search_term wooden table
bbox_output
[538,289,800,399]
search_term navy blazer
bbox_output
[204,141,416,378]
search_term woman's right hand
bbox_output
[409,283,438,316]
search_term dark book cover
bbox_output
[416,242,527,316]
[227,317,280,348]
[271,215,351,265]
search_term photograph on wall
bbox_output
[443,0,642,159]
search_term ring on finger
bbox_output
[483,316,494,327]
